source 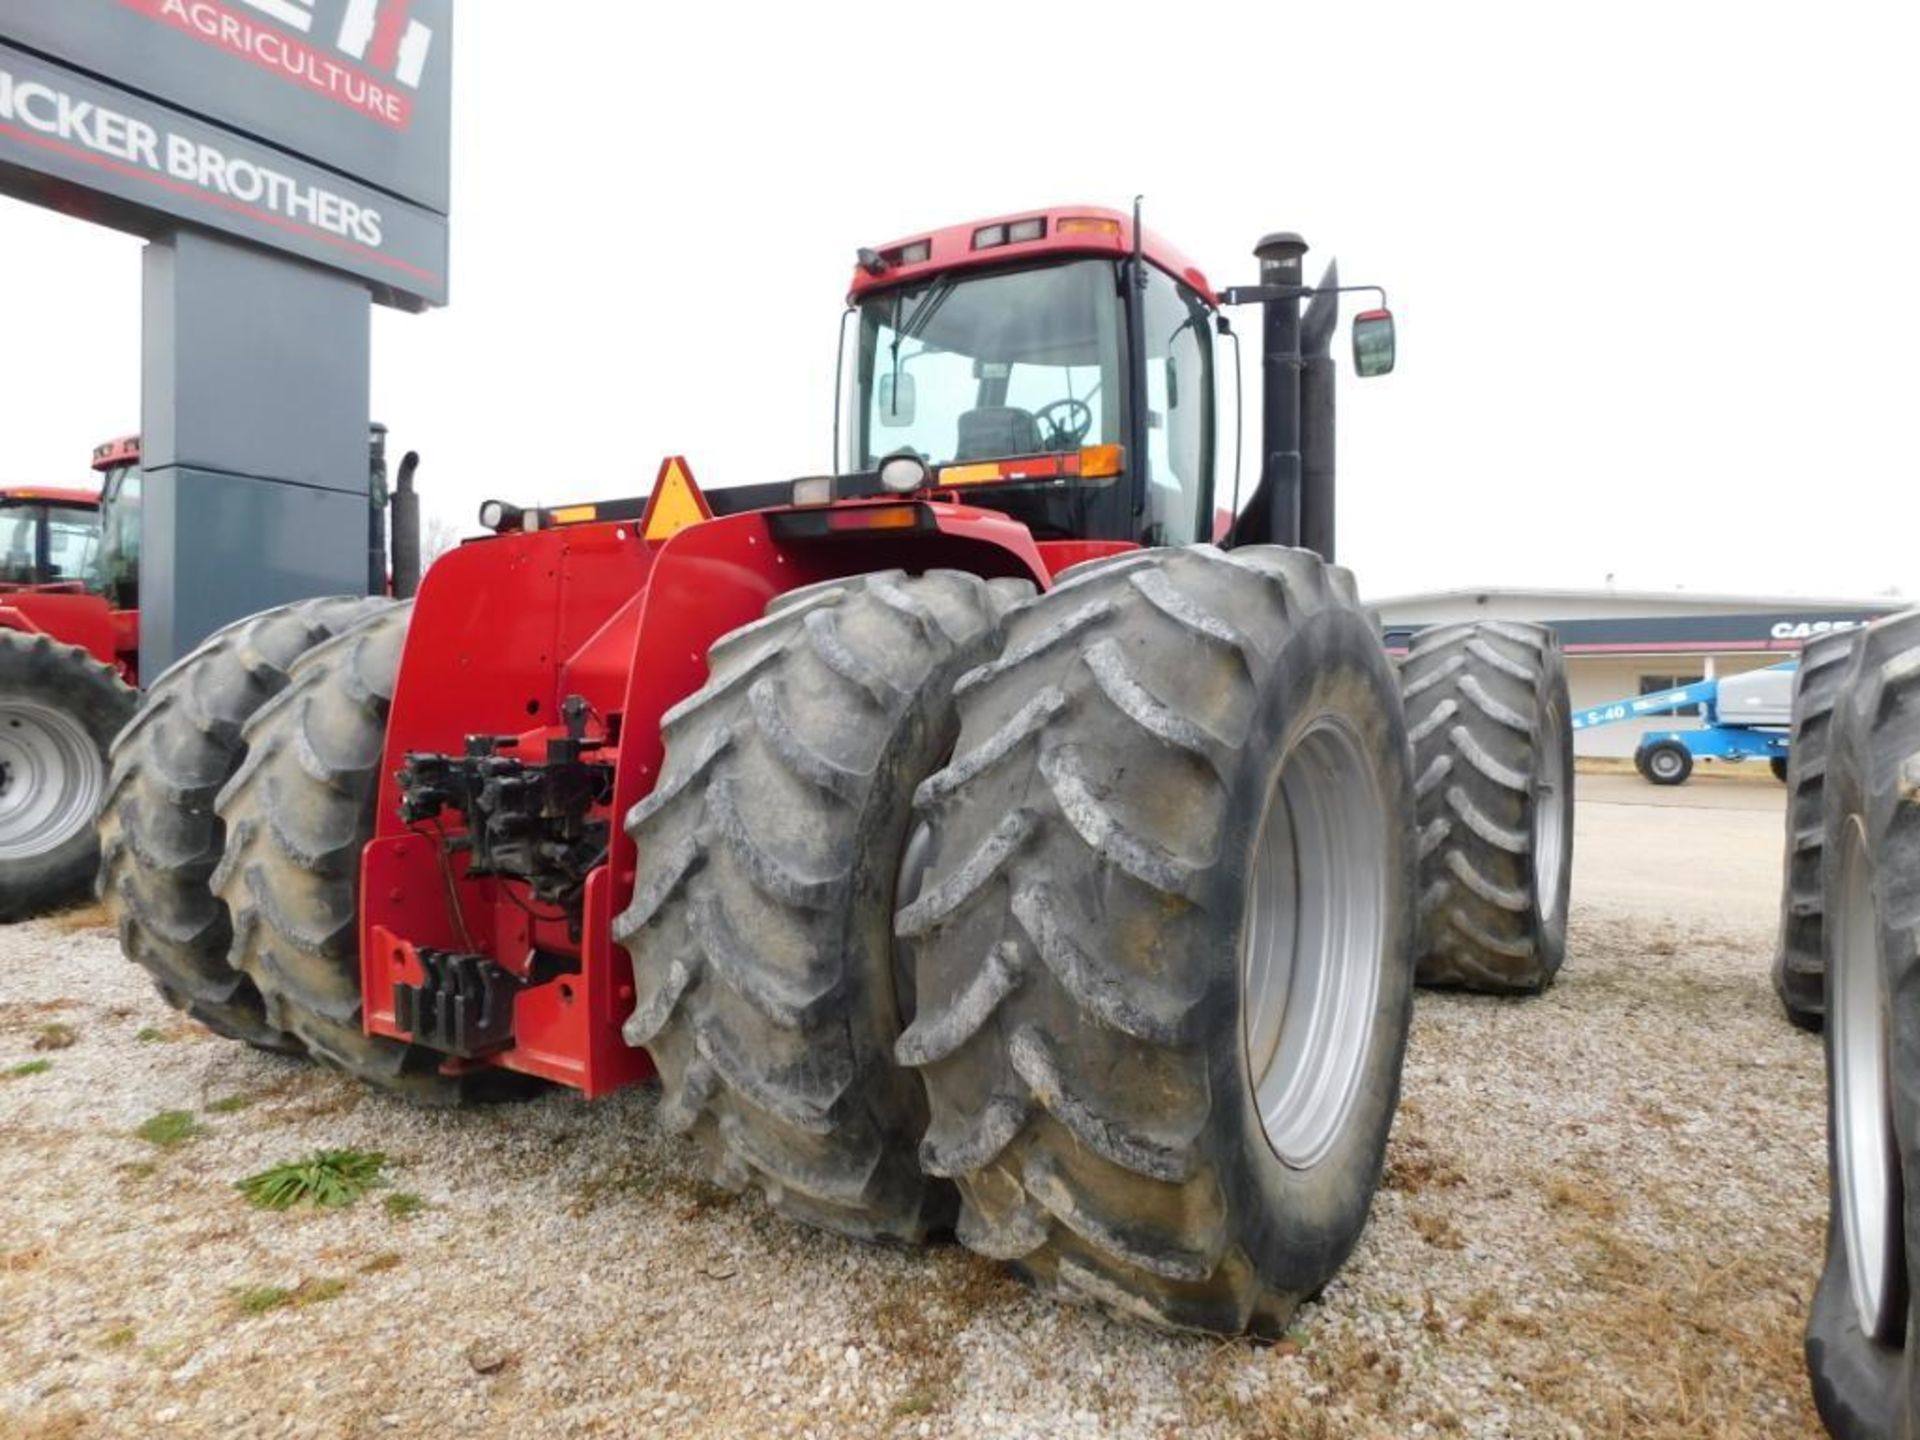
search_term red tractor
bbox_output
[100,205,1572,1333]
[0,438,142,920]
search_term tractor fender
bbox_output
[0,592,123,674]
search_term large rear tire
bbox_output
[1806,610,1920,1438]
[1399,620,1573,993]
[1772,628,1860,1032]
[614,570,1022,1243]
[0,630,136,922]
[211,604,535,1105]
[98,596,392,1048]
[897,545,1416,1335]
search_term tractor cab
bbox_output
[836,205,1396,558]
[88,435,142,612]
[838,207,1223,548]
[0,486,101,589]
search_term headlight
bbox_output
[878,453,930,494]
[478,499,523,532]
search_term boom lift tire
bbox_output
[615,570,1027,1244]
[212,604,539,1105]
[1398,620,1574,993]
[895,545,1416,1335]
[1771,628,1860,1032]
[0,631,137,922]
[1640,739,1693,787]
[99,596,393,1050]
[1805,610,1920,1438]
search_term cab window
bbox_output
[844,259,1126,471]
[0,506,36,583]
[1140,267,1216,546]
[45,505,100,585]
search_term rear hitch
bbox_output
[391,945,582,1059]
[396,694,616,920]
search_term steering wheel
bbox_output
[1033,398,1093,450]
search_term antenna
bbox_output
[1131,194,1145,286]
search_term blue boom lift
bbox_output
[1571,662,1796,785]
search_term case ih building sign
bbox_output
[0,0,451,307]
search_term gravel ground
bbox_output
[1,774,1824,1439]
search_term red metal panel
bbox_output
[1031,539,1137,580]
[848,204,1218,305]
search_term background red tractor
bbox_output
[1,431,421,922]
[0,438,142,919]
[100,204,1574,1333]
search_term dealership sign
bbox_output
[0,0,450,307]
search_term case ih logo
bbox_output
[123,0,433,129]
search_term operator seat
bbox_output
[955,406,1042,461]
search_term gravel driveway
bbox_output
[0,772,1824,1438]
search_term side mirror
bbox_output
[877,371,917,427]
[1352,309,1396,377]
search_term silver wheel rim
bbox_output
[1533,717,1568,923]
[0,700,103,860]
[1650,748,1682,780]
[1832,814,1905,1341]
[1242,716,1389,1170]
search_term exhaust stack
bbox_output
[1252,232,1306,551]
[391,451,422,599]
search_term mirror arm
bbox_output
[1218,282,1389,310]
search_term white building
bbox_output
[1372,587,1902,759]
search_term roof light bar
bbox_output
[972,217,1048,251]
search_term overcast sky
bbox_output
[2,3,1913,599]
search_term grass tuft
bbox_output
[231,1277,348,1316]
[135,1110,202,1147]
[237,1149,387,1210]
[6,1059,52,1078]
[204,1094,252,1114]
[382,1191,424,1219]
[233,1284,293,1315]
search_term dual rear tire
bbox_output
[1772,629,1861,1031]
[891,545,1416,1333]
[100,596,393,1047]
[616,546,1421,1333]
[1399,620,1573,993]
[1806,610,1920,1436]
